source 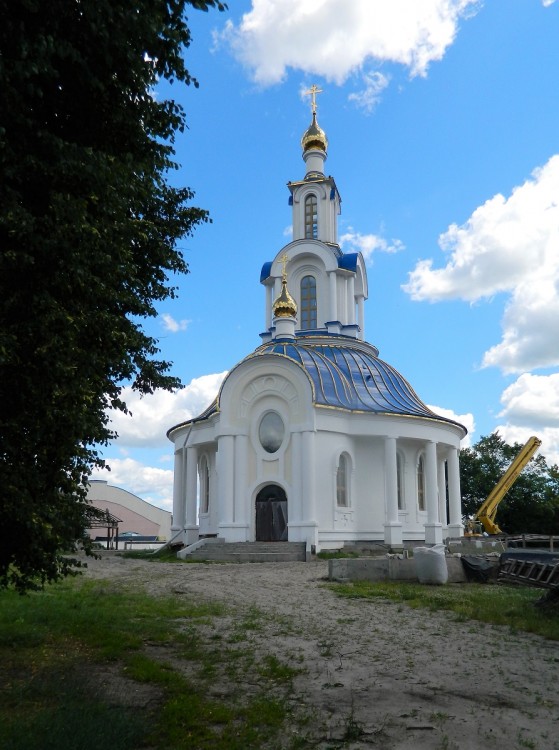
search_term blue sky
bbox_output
[92,0,559,511]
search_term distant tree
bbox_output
[460,433,559,535]
[0,0,226,591]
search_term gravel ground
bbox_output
[82,552,559,750]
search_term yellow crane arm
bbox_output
[475,436,542,535]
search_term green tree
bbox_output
[460,433,559,535]
[0,0,226,591]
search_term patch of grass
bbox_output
[258,653,305,684]
[120,547,182,562]
[329,580,559,640]
[0,578,304,750]
[317,550,360,559]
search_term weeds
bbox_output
[329,580,559,640]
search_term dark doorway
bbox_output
[255,485,288,542]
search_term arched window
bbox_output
[417,454,426,511]
[199,455,210,514]
[397,453,405,510]
[304,194,318,239]
[300,275,317,329]
[336,453,349,508]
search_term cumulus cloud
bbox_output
[498,373,559,428]
[427,405,476,447]
[348,70,390,114]
[107,371,228,448]
[340,228,404,263]
[485,373,559,467]
[160,313,191,333]
[403,155,559,373]
[91,458,174,511]
[217,0,479,86]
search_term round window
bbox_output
[258,412,285,453]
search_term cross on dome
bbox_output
[304,84,323,115]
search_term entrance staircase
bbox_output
[180,540,308,563]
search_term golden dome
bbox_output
[301,112,328,153]
[273,278,298,319]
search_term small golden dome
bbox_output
[273,278,298,319]
[301,112,328,153]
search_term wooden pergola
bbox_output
[84,506,122,549]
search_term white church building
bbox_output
[167,92,466,552]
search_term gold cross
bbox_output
[280,253,290,280]
[304,84,323,114]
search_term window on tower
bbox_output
[300,275,317,329]
[304,194,318,239]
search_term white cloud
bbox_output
[107,371,228,448]
[348,70,390,114]
[403,155,559,373]
[217,0,479,86]
[160,313,191,333]
[91,458,174,511]
[542,0,556,7]
[340,228,404,262]
[489,373,559,467]
[427,404,476,447]
[498,373,559,428]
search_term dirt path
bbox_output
[83,553,559,750]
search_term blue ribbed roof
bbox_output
[240,337,455,422]
[168,336,465,434]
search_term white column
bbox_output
[184,446,199,545]
[171,448,185,536]
[329,271,338,322]
[217,435,235,537]
[266,285,273,330]
[447,447,464,538]
[347,274,355,325]
[290,431,302,525]
[383,436,403,548]
[438,457,448,527]
[301,430,318,548]
[424,440,443,544]
[234,434,248,533]
[357,295,365,340]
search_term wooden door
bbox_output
[255,486,288,542]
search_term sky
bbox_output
[91,0,559,512]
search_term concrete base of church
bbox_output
[424,522,444,545]
[185,526,200,545]
[383,521,403,548]
[288,521,318,548]
[447,523,465,539]
[217,523,250,542]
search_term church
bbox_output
[167,89,466,552]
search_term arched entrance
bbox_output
[255,485,288,542]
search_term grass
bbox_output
[316,550,360,560]
[329,580,559,640]
[0,578,305,750]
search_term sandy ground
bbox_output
[82,552,559,750]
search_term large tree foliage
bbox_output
[0,0,226,591]
[460,433,559,535]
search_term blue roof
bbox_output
[240,337,459,423]
[169,336,465,433]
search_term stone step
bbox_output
[184,541,307,563]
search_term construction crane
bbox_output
[466,436,542,536]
